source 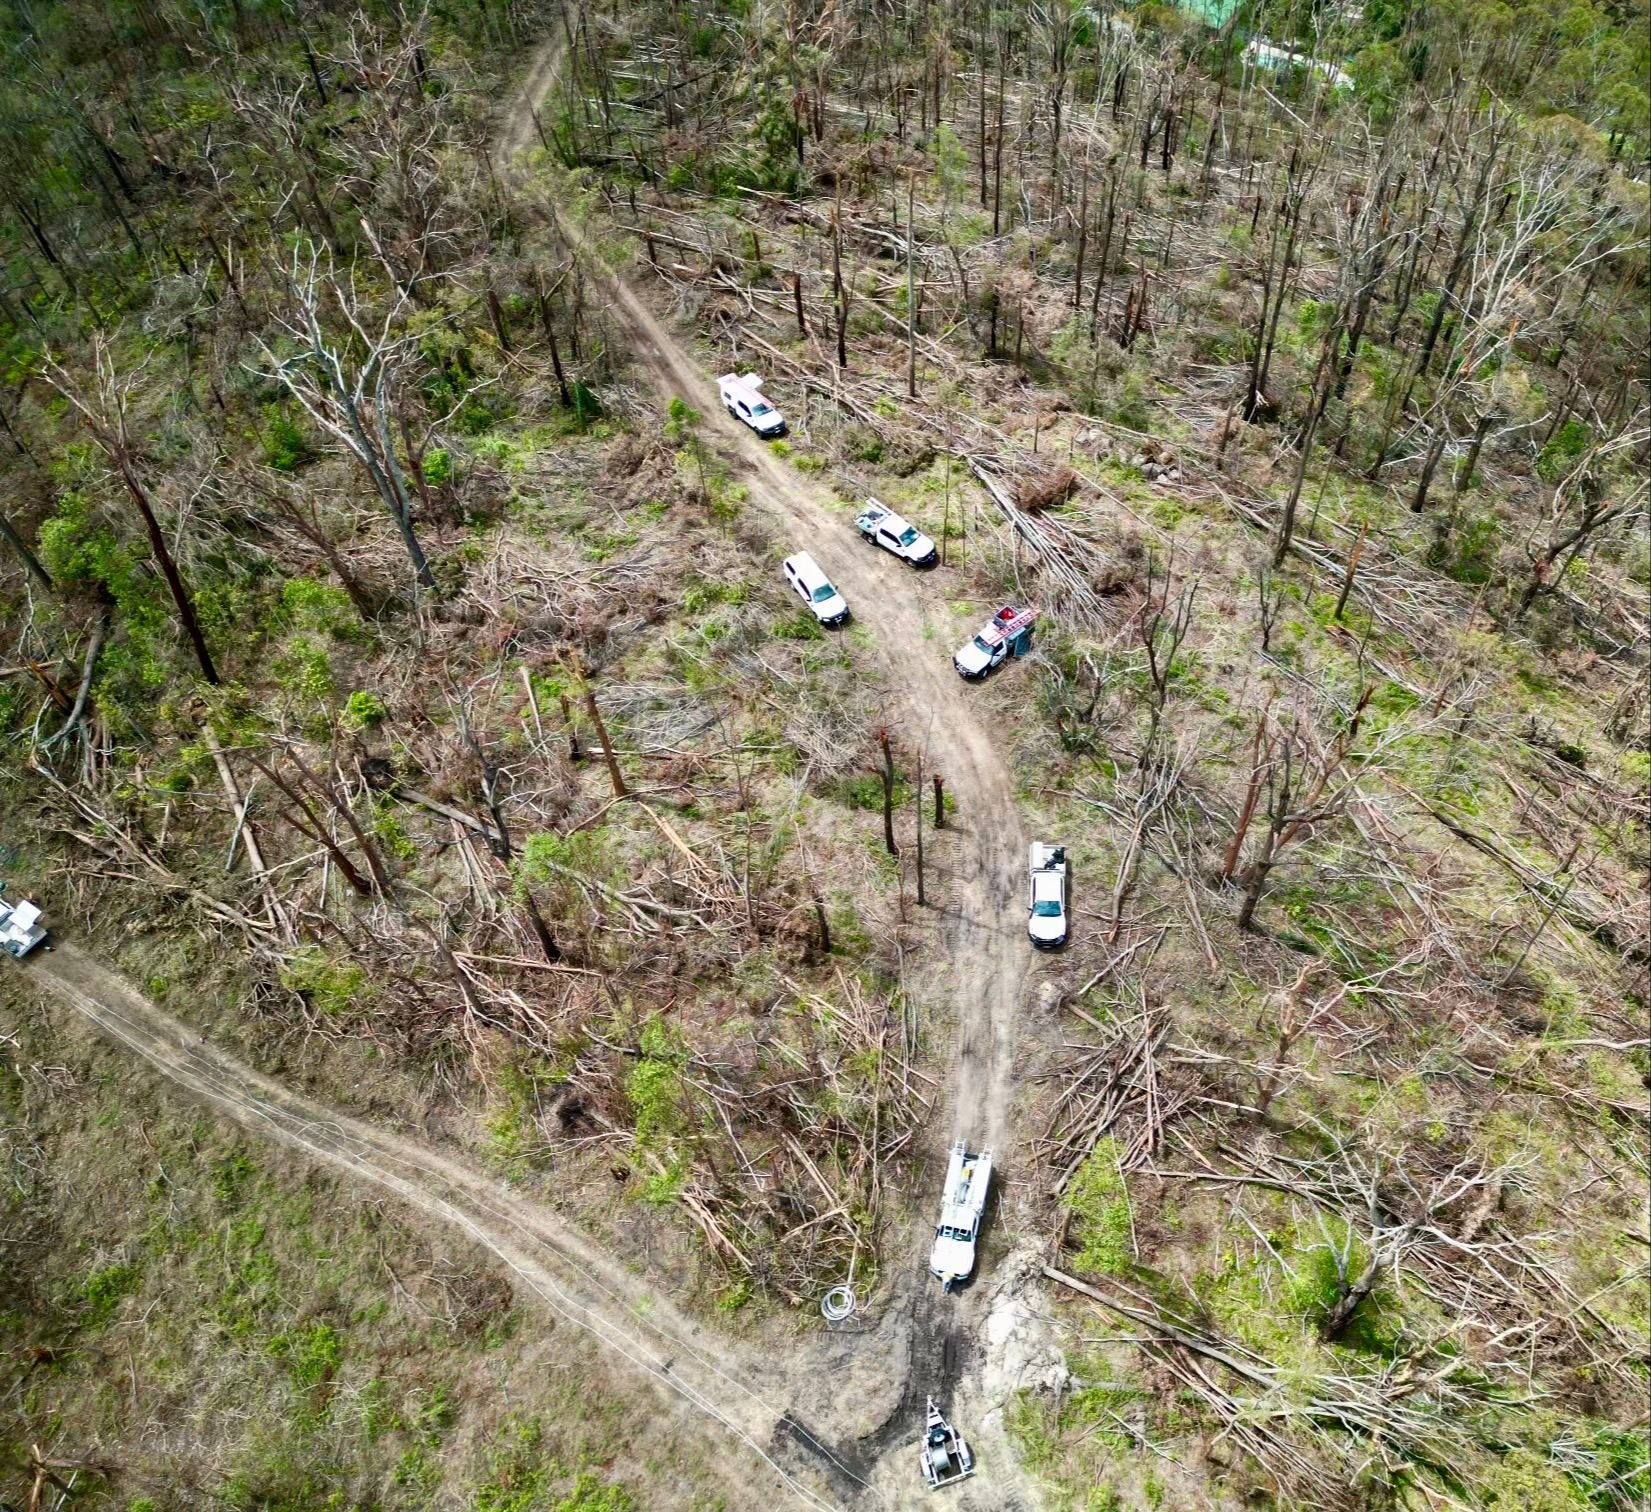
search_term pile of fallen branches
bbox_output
[1037,986,1186,1197]
[1157,1111,1649,1406]
[1044,1264,1523,1508]
[966,455,1119,626]
[552,969,934,1304]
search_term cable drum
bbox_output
[820,1284,856,1322]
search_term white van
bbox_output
[782,551,849,627]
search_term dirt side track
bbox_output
[18,944,863,1512]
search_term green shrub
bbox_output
[272,638,335,702]
[261,406,313,472]
[773,608,823,641]
[844,427,884,463]
[1065,1140,1131,1275]
[1537,419,1592,485]
[1481,1449,1590,1511]
[269,1320,343,1393]
[554,1472,635,1512]
[342,689,388,730]
[1428,512,1500,585]
[280,577,355,636]
[279,949,367,1016]
[627,1059,682,1144]
[835,771,909,810]
[80,1261,142,1323]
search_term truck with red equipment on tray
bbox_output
[953,604,1038,679]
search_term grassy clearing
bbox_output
[0,989,726,1510]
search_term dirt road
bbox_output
[508,76,1028,1163]
[500,38,1040,1507]
[22,944,859,1512]
[15,34,1043,1512]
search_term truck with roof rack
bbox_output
[952,604,1037,679]
[928,1140,992,1291]
[856,498,937,567]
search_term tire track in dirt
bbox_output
[502,31,1040,1510]
[512,79,1027,1163]
[18,944,861,1512]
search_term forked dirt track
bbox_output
[504,30,1039,1505]
[23,944,858,1511]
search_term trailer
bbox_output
[0,886,48,958]
[928,1140,992,1290]
[919,1397,975,1489]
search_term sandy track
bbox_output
[508,55,1027,1155]
[505,42,1040,1507]
[591,261,1029,1149]
[21,944,858,1512]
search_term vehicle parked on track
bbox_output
[782,551,849,627]
[953,605,1037,679]
[0,885,48,958]
[1027,842,1070,949]
[928,1140,991,1290]
[856,498,937,567]
[919,1397,975,1489]
[718,372,786,437]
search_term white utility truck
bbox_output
[856,498,937,567]
[929,1140,992,1290]
[718,372,786,438]
[919,1398,975,1489]
[0,887,48,958]
[953,604,1038,680]
[782,551,850,627]
[1028,843,1069,949]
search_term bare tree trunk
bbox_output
[534,267,572,407]
[582,684,628,798]
[1221,707,1272,883]
[1454,411,1493,493]
[1334,520,1369,620]
[878,728,898,856]
[245,752,374,896]
[906,171,918,399]
[832,190,848,369]
[0,509,53,590]
[1322,1252,1388,1341]
[116,455,220,684]
[914,747,926,904]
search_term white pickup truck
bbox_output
[1028,842,1069,949]
[929,1140,992,1291]
[856,498,937,567]
[718,372,786,438]
[0,887,48,958]
[953,604,1038,680]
